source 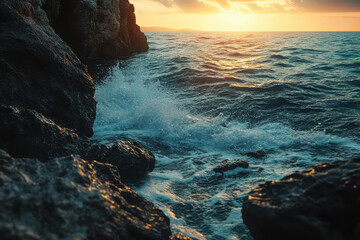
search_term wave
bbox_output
[93,31,360,239]
[94,64,360,157]
[227,52,252,57]
[269,54,288,59]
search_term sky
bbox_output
[132,0,360,31]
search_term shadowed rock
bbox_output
[246,150,266,159]
[213,159,249,175]
[43,0,148,59]
[0,149,174,240]
[0,0,96,138]
[171,233,194,240]
[242,157,360,240]
[0,0,190,239]
[85,141,156,180]
[0,105,88,160]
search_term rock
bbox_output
[0,0,96,138]
[242,157,360,240]
[46,0,148,59]
[213,159,249,175]
[85,141,156,180]
[0,149,173,240]
[0,105,89,160]
[246,150,266,159]
[171,233,193,240]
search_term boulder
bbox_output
[246,150,266,159]
[45,0,149,59]
[85,141,156,180]
[171,233,193,240]
[242,157,360,240]
[0,0,96,138]
[213,159,249,175]
[0,149,173,240]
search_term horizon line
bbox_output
[140,26,360,33]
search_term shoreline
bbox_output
[0,1,359,239]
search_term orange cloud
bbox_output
[148,0,360,14]
[289,0,360,12]
[151,0,226,13]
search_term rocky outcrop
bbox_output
[0,0,179,239]
[0,105,88,160]
[213,159,249,175]
[0,0,96,140]
[246,150,266,159]
[0,149,174,240]
[242,157,360,240]
[43,0,148,59]
[171,233,194,240]
[85,141,156,180]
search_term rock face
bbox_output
[0,149,173,240]
[85,141,156,180]
[0,0,183,239]
[0,105,88,160]
[242,157,360,240]
[43,0,149,59]
[0,0,96,140]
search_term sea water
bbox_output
[92,32,360,240]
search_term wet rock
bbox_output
[171,233,193,240]
[242,157,360,240]
[47,0,148,59]
[0,149,173,240]
[213,159,249,175]
[85,141,156,180]
[0,105,88,160]
[0,0,96,138]
[246,150,266,159]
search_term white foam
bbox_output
[93,62,360,240]
[94,64,360,157]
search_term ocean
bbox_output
[92,32,360,240]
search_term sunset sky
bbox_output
[132,0,360,31]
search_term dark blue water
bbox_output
[93,32,360,240]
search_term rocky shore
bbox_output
[242,157,360,240]
[1,0,359,239]
[0,0,189,239]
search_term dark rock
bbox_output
[246,150,266,159]
[213,159,249,175]
[47,0,148,59]
[0,0,96,138]
[85,141,156,180]
[0,105,89,160]
[242,157,360,240]
[171,233,193,240]
[0,149,173,240]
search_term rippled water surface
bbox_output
[93,32,360,240]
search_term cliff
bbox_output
[42,0,149,59]
[0,0,96,159]
[0,0,189,239]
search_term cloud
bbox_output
[149,0,360,14]
[216,0,231,9]
[289,0,360,12]
[155,0,173,8]
[173,0,220,13]
[246,3,264,12]
[227,0,290,13]
[150,0,233,13]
